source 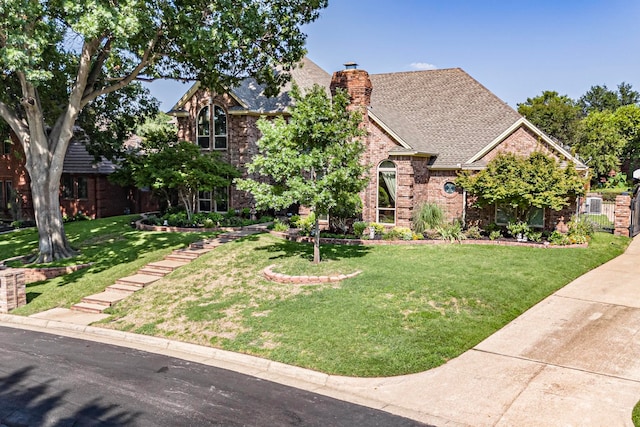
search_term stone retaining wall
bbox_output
[18,263,92,284]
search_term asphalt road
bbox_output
[0,326,430,427]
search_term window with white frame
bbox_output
[196,105,227,150]
[495,205,544,228]
[377,160,396,224]
[198,186,229,213]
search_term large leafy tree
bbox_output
[574,110,627,179]
[578,82,640,115]
[456,152,586,222]
[0,0,326,262]
[236,85,368,264]
[517,91,581,146]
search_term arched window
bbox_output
[196,105,227,150]
[377,160,396,224]
[197,106,210,149]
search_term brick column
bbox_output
[0,269,26,313]
[614,194,631,237]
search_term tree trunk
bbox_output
[27,158,76,263]
[313,216,321,264]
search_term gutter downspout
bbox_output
[462,189,467,227]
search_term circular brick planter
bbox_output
[263,264,362,285]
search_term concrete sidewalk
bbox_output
[2,236,640,426]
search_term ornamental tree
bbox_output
[127,140,239,221]
[0,0,326,262]
[456,152,586,222]
[236,85,368,263]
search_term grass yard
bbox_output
[1,216,215,315]
[95,229,629,377]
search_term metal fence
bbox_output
[577,195,615,233]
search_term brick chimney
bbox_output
[330,62,372,113]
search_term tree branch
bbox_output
[83,36,113,99]
[0,100,28,145]
[80,29,162,108]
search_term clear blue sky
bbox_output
[147,0,640,110]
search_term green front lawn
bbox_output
[99,228,628,377]
[2,216,629,377]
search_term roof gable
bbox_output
[171,57,331,114]
[368,68,522,167]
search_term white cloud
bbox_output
[410,62,437,70]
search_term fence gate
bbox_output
[577,195,615,233]
[631,186,640,237]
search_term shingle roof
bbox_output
[230,57,331,113]
[63,140,117,174]
[369,68,523,167]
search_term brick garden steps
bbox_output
[144,260,189,272]
[115,273,162,287]
[70,302,109,314]
[137,267,171,277]
[107,283,144,293]
[80,290,131,307]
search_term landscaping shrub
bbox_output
[464,225,483,240]
[272,218,289,232]
[549,230,571,245]
[489,230,502,240]
[412,202,445,234]
[526,230,543,242]
[294,213,316,236]
[384,226,413,241]
[506,221,531,239]
[352,221,368,238]
[436,221,466,242]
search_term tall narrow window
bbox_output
[0,180,4,208]
[61,175,74,199]
[377,160,396,224]
[213,106,227,150]
[197,106,211,149]
[77,177,88,199]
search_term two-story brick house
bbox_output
[170,57,586,230]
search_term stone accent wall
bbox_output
[0,269,26,313]
[615,194,631,237]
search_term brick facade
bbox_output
[174,67,585,232]
[0,269,26,313]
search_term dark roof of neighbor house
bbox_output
[63,140,117,174]
[369,68,523,168]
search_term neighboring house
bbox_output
[0,134,156,222]
[169,58,587,230]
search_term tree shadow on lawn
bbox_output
[254,238,371,262]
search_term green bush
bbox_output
[412,203,445,234]
[489,230,502,240]
[272,218,289,232]
[506,221,531,238]
[295,213,316,236]
[526,230,543,242]
[436,221,466,242]
[549,230,571,246]
[464,225,483,240]
[384,226,413,241]
[202,218,215,228]
[352,221,368,238]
